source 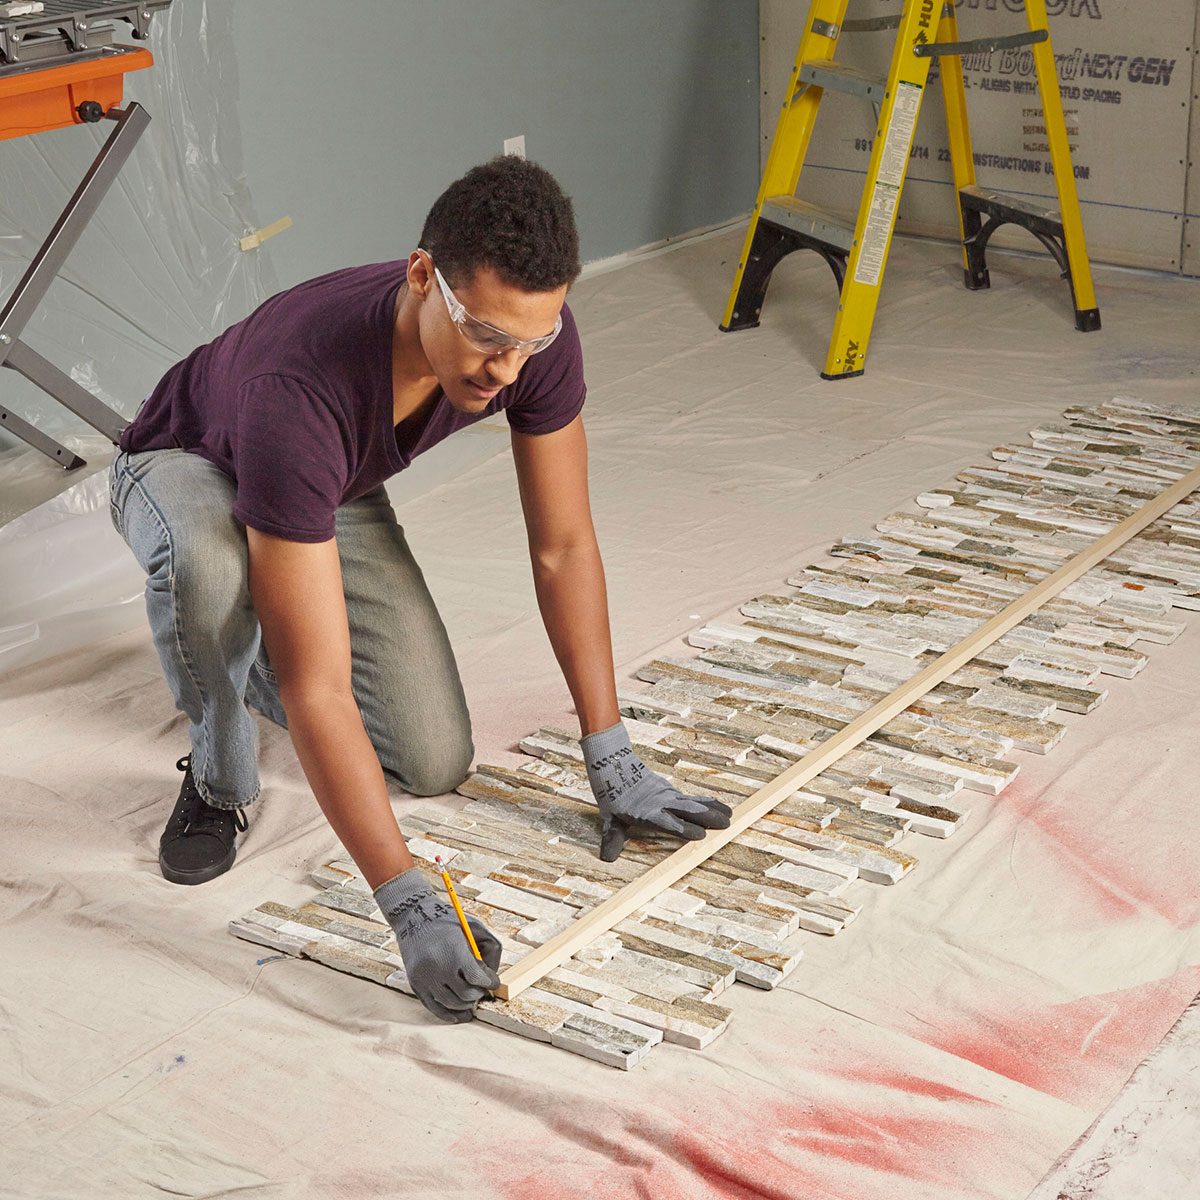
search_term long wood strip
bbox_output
[494,460,1200,1000]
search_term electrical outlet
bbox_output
[503,135,526,159]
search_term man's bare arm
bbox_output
[245,528,414,888]
[511,414,620,736]
[512,414,732,860]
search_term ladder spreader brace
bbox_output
[722,0,1100,380]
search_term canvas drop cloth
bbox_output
[2,230,1199,1199]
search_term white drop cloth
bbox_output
[2,230,1199,1199]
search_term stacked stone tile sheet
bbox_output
[230,399,1200,1069]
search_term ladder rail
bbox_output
[1025,0,1098,318]
[937,1,978,281]
[721,0,851,331]
[822,0,936,378]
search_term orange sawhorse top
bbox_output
[0,45,152,141]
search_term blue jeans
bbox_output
[107,447,474,811]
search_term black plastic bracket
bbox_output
[959,189,1101,333]
[720,218,846,333]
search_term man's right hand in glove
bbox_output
[373,867,502,1023]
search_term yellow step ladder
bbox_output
[722,0,1100,380]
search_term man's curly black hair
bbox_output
[419,156,581,293]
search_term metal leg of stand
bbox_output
[0,404,86,469]
[0,102,150,468]
[5,340,126,443]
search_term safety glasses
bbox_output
[424,254,562,357]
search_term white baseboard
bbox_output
[578,214,750,281]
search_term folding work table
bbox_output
[0,0,171,469]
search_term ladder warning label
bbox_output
[876,82,923,187]
[852,81,920,287]
[853,182,898,287]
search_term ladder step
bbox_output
[960,185,1061,230]
[797,59,888,101]
[760,197,855,255]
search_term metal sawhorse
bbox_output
[0,0,171,469]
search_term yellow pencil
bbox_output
[435,856,482,960]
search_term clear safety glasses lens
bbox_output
[433,265,562,357]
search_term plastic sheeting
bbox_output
[0,0,278,669]
[2,230,1199,1198]
[0,463,143,672]
[0,0,274,458]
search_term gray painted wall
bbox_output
[234,0,761,289]
[0,1,758,454]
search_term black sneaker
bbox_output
[159,754,249,885]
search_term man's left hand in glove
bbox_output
[580,721,733,862]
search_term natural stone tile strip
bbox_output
[234,401,1200,1066]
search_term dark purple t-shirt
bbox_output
[119,260,586,542]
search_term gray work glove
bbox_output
[373,867,502,1023]
[581,721,734,862]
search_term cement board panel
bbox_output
[760,0,1194,274]
[1181,3,1200,277]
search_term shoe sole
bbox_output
[159,845,237,886]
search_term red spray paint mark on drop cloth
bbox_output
[670,1118,849,1200]
[829,1064,993,1107]
[669,1089,999,1199]
[918,963,1200,1106]
[767,1100,982,1186]
[469,1103,823,1200]
[1001,778,1200,929]
[466,1077,1001,1200]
